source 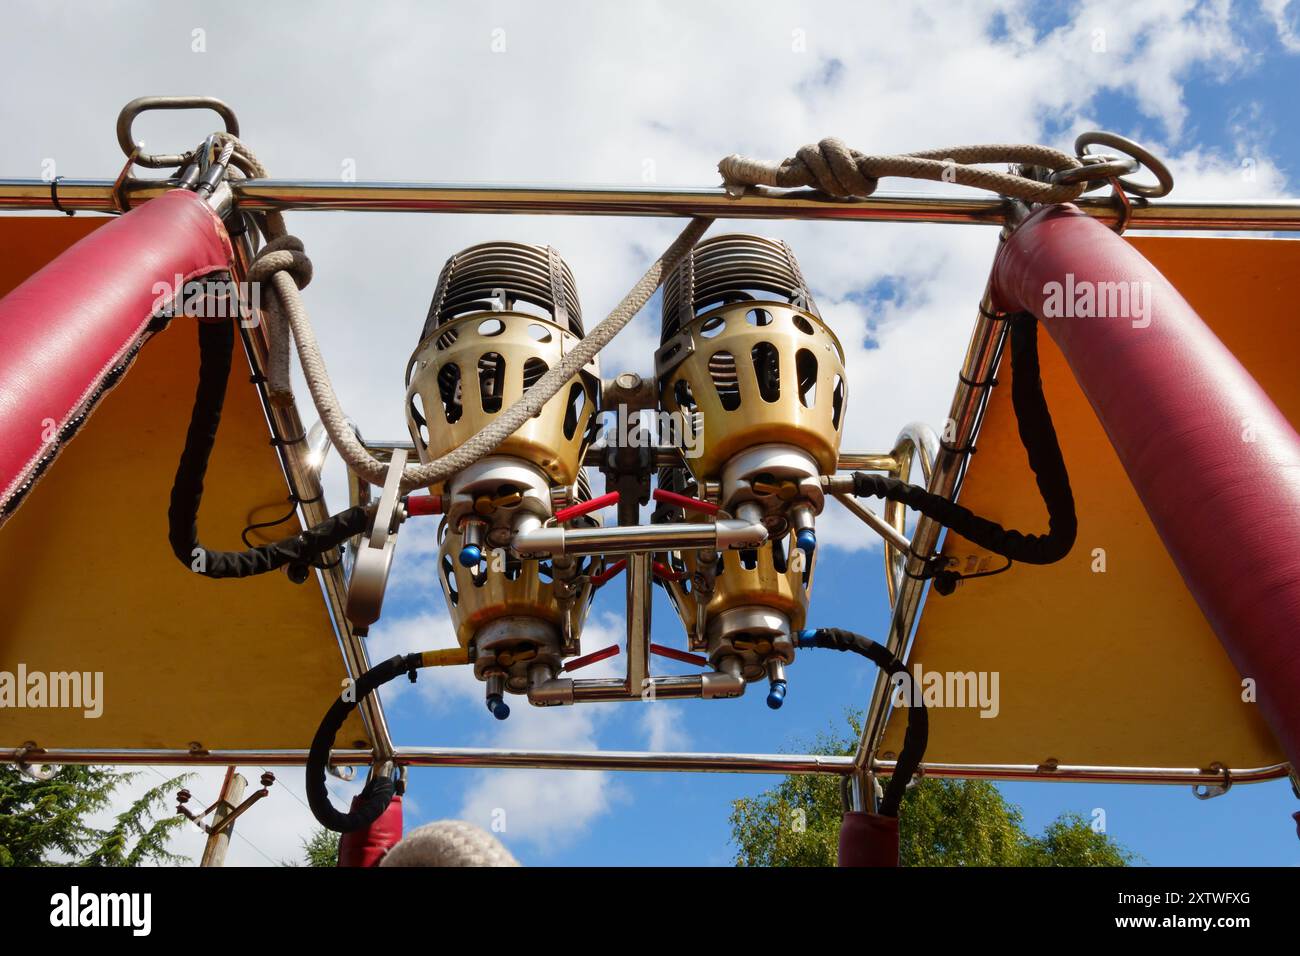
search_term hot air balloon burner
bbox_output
[655,234,847,706]
[406,241,600,719]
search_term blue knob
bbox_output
[795,528,817,560]
[459,543,483,568]
[486,693,510,720]
[797,628,817,646]
[766,680,788,710]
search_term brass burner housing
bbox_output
[656,235,844,679]
[407,242,601,696]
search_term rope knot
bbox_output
[719,138,878,198]
[719,138,1089,203]
[793,138,877,198]
[249,235,313,291]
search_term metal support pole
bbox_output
[626,552,652,697]
[6,177,1300,231]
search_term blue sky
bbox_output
[4,0,1300,865]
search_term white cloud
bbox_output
[641,701,691,752]
[1263,0,1300,51]
[454,706,626,855]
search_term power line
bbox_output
[261,765,313,813]
[232,827,281,866]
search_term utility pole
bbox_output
[176,765,274,867]
[199,767,247,868]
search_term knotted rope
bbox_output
[719,137,1087,203]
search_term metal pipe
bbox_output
[6,177,1300,230]
[832,492,911,552]
[573,676,695,702]
[869,760,1289,787]
[3,745,1285,784]
[569,673,744,702]
[393,746,853,774]
[881,422,941,605]
[836,452,899,472]
[513,518,766,557]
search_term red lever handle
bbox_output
[652,561,687,582]
[554,490,620,524]
[652,488,718,515]
[563,643,621,672]
[589,559,628,586]
[650,643,709,667]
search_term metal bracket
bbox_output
[14,742,58,781]
[345,448,407,630]
[654,330,695,378]
[1192,762,1233,800]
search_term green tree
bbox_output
[0,764,192,867]
[285,827,339,867]
[730,714,1134,867]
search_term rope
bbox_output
[719,137,1087,203]
[223,132,1083,495]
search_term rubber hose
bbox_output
[306,652,423,833]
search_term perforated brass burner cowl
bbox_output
[655,234,846,688]
[406,241,599,490]
[404,242,602,714]
[656,234,847,481]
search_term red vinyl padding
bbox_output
[992,204,1300,772]
[0,190,233,523]
[337,795,404,867]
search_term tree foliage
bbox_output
[730,713,1135,867]
[0,764,192,867]
[286,827,340,867]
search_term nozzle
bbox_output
[485,672,510,720]
[486,693,511,720]
[788,503,817,563]
[766,680,787,710]
[795,528,817,561]
[460,518,487,567]
[766,659,788,710]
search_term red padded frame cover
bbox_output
[0,190,233,524]
[992,204,1300,772]
[337,795,404,867]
